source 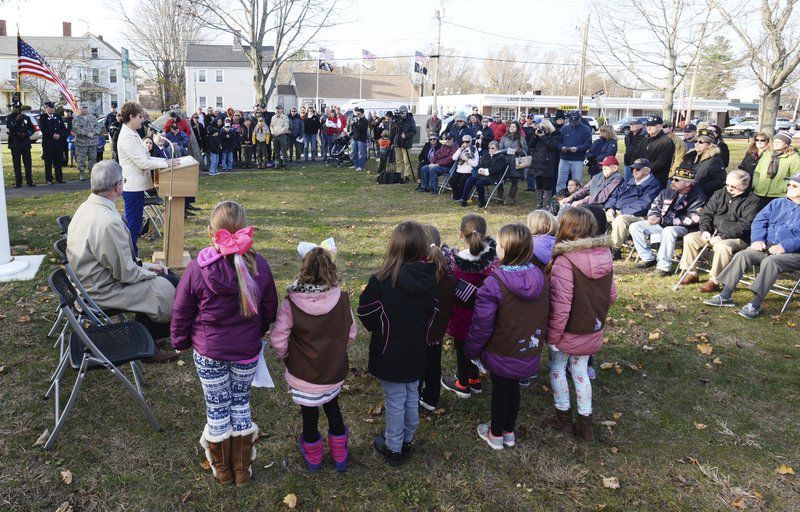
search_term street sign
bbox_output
[121,47,130,79]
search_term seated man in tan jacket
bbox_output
[66,160,178,363]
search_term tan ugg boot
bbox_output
[545,407,575,435]
[199,426,233,485]
[230,423,258,487]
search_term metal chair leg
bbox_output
[47,308,64,338]
[780,279,800,314]
[108,365,161,432]
[674,243,709,291]
[44,358,89,450]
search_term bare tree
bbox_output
[591,0,713,120]
[480,46,535,94]
[117,0,207,109]
[180,0,338,105]
[718,0,800,134]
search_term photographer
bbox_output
[6,106,36,187]
[528,119,561,210]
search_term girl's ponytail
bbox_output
[460,214,488,256]
[467,230,485,256]
[233,253,259,319]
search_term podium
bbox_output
[153,156,199,268]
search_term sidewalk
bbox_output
[4,179,90,199]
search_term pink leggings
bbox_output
[549,351,592,416]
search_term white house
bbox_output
[0,22,137,115]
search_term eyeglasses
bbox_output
[672,178,686,182]
[695,141,709,145]
[755,138,768,142]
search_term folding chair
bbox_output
[673,230,717,291]
[478,165,510,208]
[56,215,71,236]
[43,269,160,450]
[143,192,165,238]
[437,162,458,195]
[740,269,800,314]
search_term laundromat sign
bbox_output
[505,96,538,102]
[558,105,591,112]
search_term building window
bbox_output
[199,96,207,108]
[109,68,117,83]
[215,96,223,108]
[198,69,206,83]
[110,94,118,108]
[11,71,17,80]
[215,70,223,83]
[91,47,99,59]
[92,69,100,84]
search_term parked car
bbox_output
[0,112,41,143]
[775,117,792,131]
[583,115,600,132]
[729,115,757,125]
[611,117,649,135]
[724,120,759,138]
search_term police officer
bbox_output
[72,103,101,181]
[37,101,68,184]
[6,106,36,187]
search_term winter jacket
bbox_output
[648,186,706,228]
[465,264,547,379]
[393,113,417,150]
[269,285,357,397]
[206,127,222,153]
[418,141,441,167]
[563,171,624,207]
[640,131,676,187]
[444,238,499,340]
[738,150,766,178]
[489,121,507,141]
[667,131,686,176]
[350,115,369,143]
[171,247,278,361]
[532,234,556,267]
[605,174,662,216]
[750,197,800,253]
[288,114,304,138]
[681,146,727,197]
[357,262,438,382]
[38,113,68,150]
[164,118,192,138]
[219,128,238,151]
[453,145,479,174]
[6,113,35,150]
[718,140,730,169]
[753,147,800,199]
[558,122,593,161]
[164,130,190,153]
[191,121,206,149]
[324,115,343,136]
[448,123,475,144]
[547,237,617,356]
[623,127,647,166]
[499,133,528,178]
[426,116,442,136]
[586,137,618,174]
[699,188,762,243]
[431,144,458,167]
[303,115,321,136]
[477,152,509,184]
[528,132,561,178]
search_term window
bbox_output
[198,69,206,82]
[92,69,100,84]
[91,47,98,59]
[109,68,117,83]
[215,96,223,108]
[110,94,118,108]
[10,71,17,80]
[215,70,223,83]
[199,96,207,108]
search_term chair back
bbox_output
[53,238,68,265]
[57,216,71,236]
[49,269,78,310]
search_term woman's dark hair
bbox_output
[507,120,523,142]
[297,247,338,288]
[460,214,488,256]
[497,223,533,266]
[376,221,430,286]
[120,101,144,124]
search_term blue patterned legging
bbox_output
[193,351,258,438]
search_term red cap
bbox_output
[600,156,619,167]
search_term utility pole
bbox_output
[577,15,590,111]
[432,0,444,116]
[686,41,702,125]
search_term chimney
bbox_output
[0,21,7,37]
[62,22,71,37]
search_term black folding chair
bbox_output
[480,165,510,208]
[143,192,165,238]
[43,269,160,450]
[56,215,71,236]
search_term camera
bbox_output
[536,129,544,135]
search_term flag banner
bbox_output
[414,51,430,75]
[362,49,377,70]
[17,36,78,110]
[319,47,334,72]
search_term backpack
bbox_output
[377,171,403,185]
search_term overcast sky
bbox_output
[0,0,759,100]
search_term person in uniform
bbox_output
[6,106,36,187]
[72,103,101,181]
[37,101,68,184]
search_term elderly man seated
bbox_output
[558,155,624,212]
[605,158,663,260]
[678,170,763,292]
[704,173,800,318]
[67,160,179,362]
[630,167,706,276]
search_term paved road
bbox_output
[4,179,90,199]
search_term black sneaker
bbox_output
[401,441,413,457]
[419,398,437,412]
[611,248,622,261]
[373,435,403,466]
[441,376,471,398]
[635,259,656,269]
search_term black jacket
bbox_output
[640,131,676,187]
[38,113,68,149]
[478,152,509,184]
[717,140,730,168]
[350,116,369,143]
[303,115,321,136]
[392,113,417,150]
[418,141,441,167]
[358,262,437,382]
[528,132,561,178]
[699,188,762,242]
[624,128,647,165]
[206,126,222,153]
[738,150,763,178]
[681,147,727,197]
[648,186,706,228]
[219,128,238,151]
[6,113,34,150]
[191,121,206,148]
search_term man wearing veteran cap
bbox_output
[558,155,624,209]
[639,115,675,188]
[704,173,800,318]
[605,158,663,260]
[629,166,706,275]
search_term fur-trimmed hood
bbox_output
[552,236,613,280]
[448,236,498,273]
[687,144,721,163]
[552,236,612,256]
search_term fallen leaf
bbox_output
[642,345,654,351]
[264,461,275,469]
[643,313,654,319]
[602,476,620,489]
[694,423,707,430]
[0,365,5,374]
[775,464,795,475]
[614,364,623,375]
[368,402,385,415]
[753,491,764,501]
[596,505,608,511]
[180,491,192,503]
[648,331,661,341]
[712,357,722,367]
[17,315,31,324]
[443,451,452,460]
[176,360,185,366]
[730,496,745,510]
[432,408,446,415]
[60,469,73,485]
[283,493,298,509]
[600,362,615,370]
[612,412,622,421]
[600,420,617,427]
[610,447,619,454]
[696,343,713,356]
[200,459,211,470]
[362,418,375,423]
[33,429,50,447]
[788,321,797,328]
[55,503,72,512]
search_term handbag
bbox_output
[515,155,532,169]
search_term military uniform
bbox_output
[73,112,101,179]
[38,104,68,183]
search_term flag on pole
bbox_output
[678,84,688,121]
[414,51,430,75]
[362,49,377,70]
[17,35,78,110]
[319,48,334,72]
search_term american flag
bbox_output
[17,36,78,110]
[362,49,377,70]
[319,47,334,72]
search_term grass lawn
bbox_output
[1,140,799,511]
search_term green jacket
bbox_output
[753,147,800,198]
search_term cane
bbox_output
[673,229,717,291]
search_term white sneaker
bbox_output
[477,423,504,450]
[419,398,436,412]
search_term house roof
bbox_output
[276,84,296,95]
[185,44,275,68]
[0,34,139,69]
[291,73,417,101]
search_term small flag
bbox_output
[319,47,334,72]
[414,51,430,75]
[454,279,477,307]
[362,49,377,70]
[17,35,78,110]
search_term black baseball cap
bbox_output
[646,116,663,126]
[631,158,651,169]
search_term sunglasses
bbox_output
[755,138,768,142]
[672,177,687,182]
[695,141,709,145]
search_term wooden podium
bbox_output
[152,156,199,268]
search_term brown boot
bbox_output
[230,423,258,487]
[200,427,233,485]
[545,407,575,435]
[698,281,720,293]
[575,413,595,443]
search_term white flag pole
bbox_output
[0,157,30,277]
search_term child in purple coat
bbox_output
[465,223,549,450]
[171,201,278,487]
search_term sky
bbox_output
[0,0,759,100]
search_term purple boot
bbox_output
[328,428,349,472]
[299,435,324,472]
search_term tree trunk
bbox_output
[759,88,781,136]
[662,90,675,122]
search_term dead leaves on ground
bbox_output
[283,493,298,509]
[60,469,73,485]
[33,429,50,447]
[775,464,795,475]
[601,476,620,489]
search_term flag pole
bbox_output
[316,49,320,111]
[359,59,363,101]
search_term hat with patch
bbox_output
[645,115,663,126]
[696,128,715,143]
[631,158,651,169]
[683,123,697,133]
[673,167,697,181]
[43,101,55,108]
[568,111,581,122]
